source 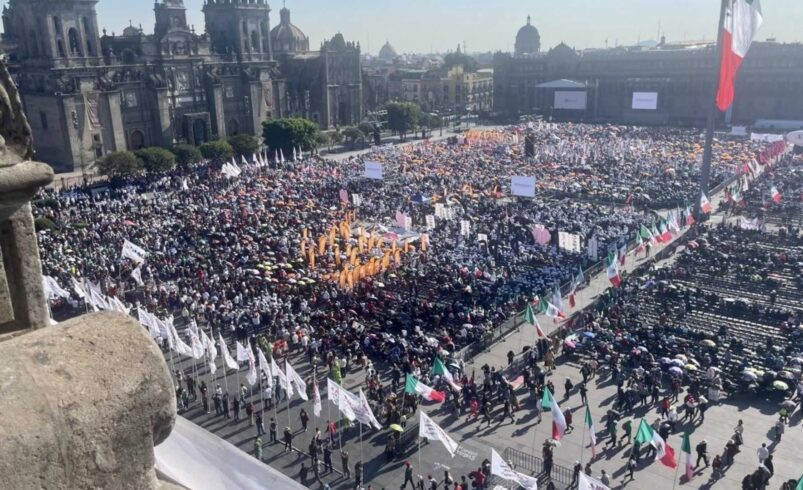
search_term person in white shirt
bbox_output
[757,443,769,463]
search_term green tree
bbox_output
[262,118,320,157]
[385,101,421,141]
[135,147,177,173]
[199,140,234,163]
[342,126,364,147]
[228,133,260,158]
[95,151,143,177]
[315,131,331,151]
[172,144,203,168]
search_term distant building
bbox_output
[2,0,362,172]
[494,17,803,126]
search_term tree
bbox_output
[95,151,143,177]
[172,144,203,168]
[262,118,320,158]
[315,131,331,151]
[342,126,364,148]
[199,140,234,163]
[228,134,260,158]
[135,147,176,173]
[385,101,421,141]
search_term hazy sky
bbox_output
[5,0,802,54]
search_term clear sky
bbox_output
[5,0,802,54]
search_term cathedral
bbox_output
[1,0,363,172]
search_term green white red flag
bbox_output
[405,373,445,402]
[635,419,677,469]
[432,357,461,390]
[585,406,597,458]
[716,0,763,111]
[770,185,781,203]
[681,431,694,480]
[524,303,547,338]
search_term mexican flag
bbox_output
[432,358,461,390]
[634,230,645,255]
[684,206,696,226]
[550,394,567,441]
[405,373,445,402]
[606,259,621,288]
[635,419,677,469]
[544,301,566,320]
[716,0,763,111]
[658,220,672,242]
[681,431,694,481]
[651,223,663,243]
[585,406,597,458]
[771,185,781,203]
[541,385,553,410]
[795,473,803,490]
[524,303,546,338]
[700,193,713,214]
[639,224,656,245]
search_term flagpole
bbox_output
[417,437,422,481]
[359,422,364,485]
[671,436,682,490]
[696,0,729,219]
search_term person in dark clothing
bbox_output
[269,418,277,443]
[222,393,230,418]
[283,426,293,451]
[341,450,351,478]
[323,445,333,473]
[695,439,709,468]
[255,412,264,436]
[354,461,363,489]
[401,461,415,489]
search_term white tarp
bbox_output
[155,416,306,490]
[558,231,582,253]
[554,91,587,110]
[631,92,658,110]
[364,161,383,179]
[510,176,536,198]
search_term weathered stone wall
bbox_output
[0,312,178,490]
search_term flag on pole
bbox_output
[432,358,461,390]
[635,419,676,469]
[490,448,538,490]
[189,331,205,360]
[700,193,713,214]
[658,220,672,242]
[313,379,322,417]
[550,394,567,441]
[286,360,309,400]
[258,348,273,387]
[419,411,459,457]
[42,276,71,300]
[681,431,694,480]
[405,374,445,402]
[606,259,621,288]
[245,348,258,386]
[121,239,148,263]
[770,185,781,203]
[716,0,763,111]
[130,265,144,286]
[639,224,656,245]
[541,385,553,410]
[326,378,357,421]
[585,406,597,458]
[634,230,645,255]
[218,333,239,370]
[795,474,803,490]
[235,341,249,363]
[578,471,610,490]
[543,301,566,320]
[271,357,292,397]
[355,388,382,430]
[524,303,547,337]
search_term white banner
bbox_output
[510,176,536,198]
[419,411,459,458]
[631,91,658,110]
[554,91,587,110]
[491,448,538,490]
[425,215,436,230]
[352,193,362,207]
[326,378,357,421]
[558,231,582,253]
[751,132,785,142]
[434,203,445,219]
[121,239,148,264]
[587,235,599,262]
[477,233,488,243]
[364,161,383,179]
[460,220,470,237]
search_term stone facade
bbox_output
[494,18,803,126]
[2,0,363,172]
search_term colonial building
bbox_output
[494,16,803,126]
[1,0,362,172]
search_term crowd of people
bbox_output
[31,123,800,489]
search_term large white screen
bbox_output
[554,91,587,110]
[632,92,658,110]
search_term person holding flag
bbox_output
[634,418,676,469]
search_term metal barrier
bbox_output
[502,446,574,487]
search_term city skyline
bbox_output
[3,0,802,55]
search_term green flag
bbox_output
[432,358,447,376]
[796,474,803,490]
[639,224,652,240]
[634,418,653,445]
[541,387,552,410]
[524,304,536,325]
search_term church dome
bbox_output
[378,40,397,60]
[514,15,540,56]
[270,7,309,55]
[329,33,346,50]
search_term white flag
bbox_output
[110,296,130,315]
[579,471,610,490]
[258,348,273,387]
[131,266,144,286]
[207,348,217,375]
[121,239,148,264]
[245,348,258,386]
[419,411,459,458]
[189,331,205,360]
[491,448,538,490]
[170,320,193,357]
[313,380,322,417]
[354,388,382,430]
[286,360,308,400]
[42,276,70,300]
[138,309,161,339]
[201,330,217,362]
[326,378,356,421]
[70,277,87,299]
[272,357,292,397]
[218,333,239,370]
[235,340,249,362]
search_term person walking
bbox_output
[323,444,333,473]
[579,382,588,405]
[619,419,633,445]
[283,426,293,452]
[695,439,709,468]
[341,450,351,479]
[401,461,416,489]
[300,408,310,432]
[269,418,277,443]
[354,461,363,490]
[255,412,265,436]
[501,399,516,424]
[757,443,769,464]
[254,436,262,460]
[775,418,785,442]
[564,378,574,400]
[625,458,636,481]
